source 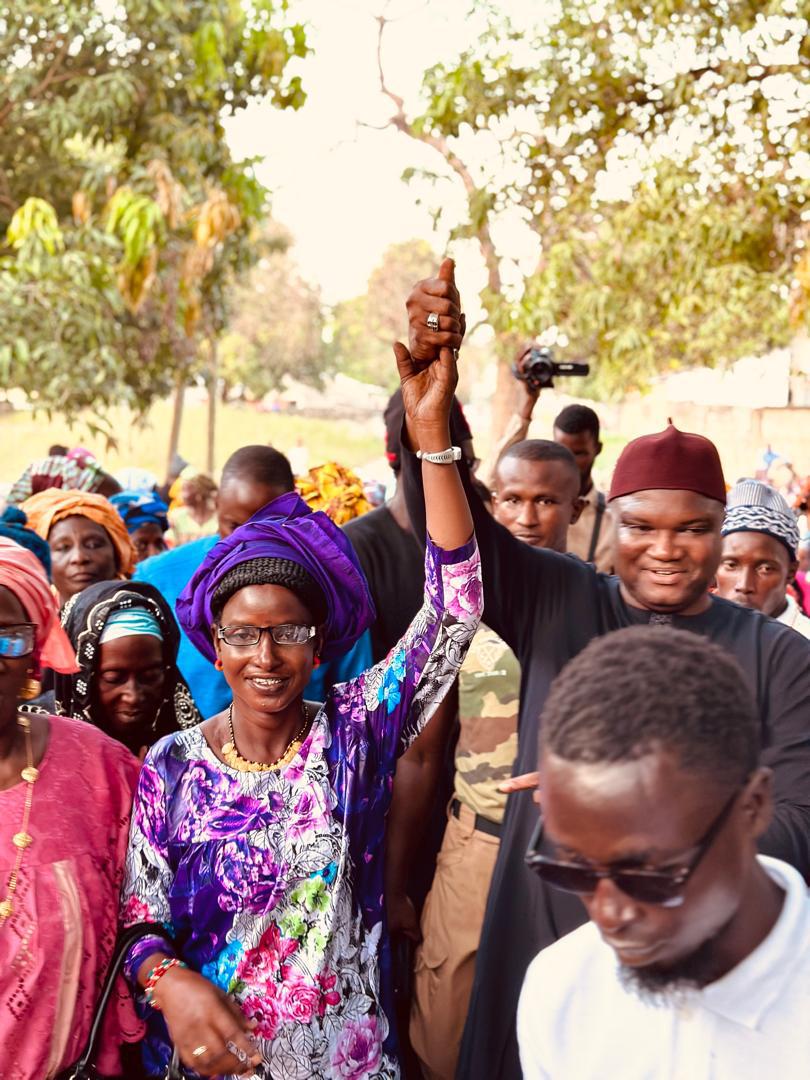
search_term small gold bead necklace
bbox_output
[0,714,38,926]
[221,702,311,773]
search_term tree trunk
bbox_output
[166,375,186,479]
[206,338,218,474]
[489,337,521,442]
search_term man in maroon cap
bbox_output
[400,262,810,1080]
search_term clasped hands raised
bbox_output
[402,259,541,804]
[394,259,466,444]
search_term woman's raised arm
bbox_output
[393,276,473,551]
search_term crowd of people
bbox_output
[1,259,809,1080]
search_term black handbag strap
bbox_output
[587,490,606,564]
[65,921,167,1077]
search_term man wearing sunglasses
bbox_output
[403,261,810,1080]
[518,625,809,1078]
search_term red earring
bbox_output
[214,659,223,671]
[313,656,321,668]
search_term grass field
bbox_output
[0,399,385,484]
[1,394,630,497]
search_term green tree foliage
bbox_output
[0,0,309,424]
[329,238,438,389]
[378,3,810,398]
[219,227,329,399]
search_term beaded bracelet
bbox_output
[144,957,187,1009]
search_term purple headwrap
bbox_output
[176,491,376,663]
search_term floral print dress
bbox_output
[122,537,482,1079]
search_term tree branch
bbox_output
[0,34,72,126]
[374,15,407,121]
[372,14,502,296]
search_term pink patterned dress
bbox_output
[0,715,142,1079]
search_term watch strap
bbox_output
[416,446,463,465]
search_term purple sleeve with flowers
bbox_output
[121,757,179,982]
[330,535,482,767]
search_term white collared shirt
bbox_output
[517,856,810,1079]
[776,595,810,640]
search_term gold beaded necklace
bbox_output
[0,714,38,926]
[221,703,311,773]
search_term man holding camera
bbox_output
[402,260,810,1080]
[479,348,612,572]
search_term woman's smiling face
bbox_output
[214,584,320,716]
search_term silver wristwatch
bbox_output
[415,446,463,465]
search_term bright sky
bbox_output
[223,0,522,309]
[224,2,809,311]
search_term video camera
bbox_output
[512,346,589,392]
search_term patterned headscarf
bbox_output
[22,489,137,578]
[0,537,77,675]
[110,490,169,535]
[177,491,375,663]
[297,462,372,525]
[6,454,104,506]
[56,580,201,738]
[722,479,800,560]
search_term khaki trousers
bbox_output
[409,802,501,1080]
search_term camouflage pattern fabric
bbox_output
[455,624,520,825]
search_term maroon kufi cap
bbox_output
[608,422,726,504]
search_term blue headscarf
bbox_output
[177,492,376,664]
[110,490,169,534]
[56,579,201,736]
[0,506,51,576]
[98,606,164,643]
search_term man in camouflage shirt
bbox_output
[410,440,583,1080]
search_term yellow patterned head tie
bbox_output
[296,462,373,525]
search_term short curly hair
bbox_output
[541,625,759,785]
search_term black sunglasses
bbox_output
[525,787,742,908]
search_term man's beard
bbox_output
[617,936,719,1008]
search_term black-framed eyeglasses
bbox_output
[0,623,36,660]
[525,787,742,908]
[217,623,316,648]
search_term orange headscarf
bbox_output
[0,537,78,674]
[22,490,137,578]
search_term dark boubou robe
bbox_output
[402,446,810,1080]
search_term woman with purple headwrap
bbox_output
[120,342,481,1078]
